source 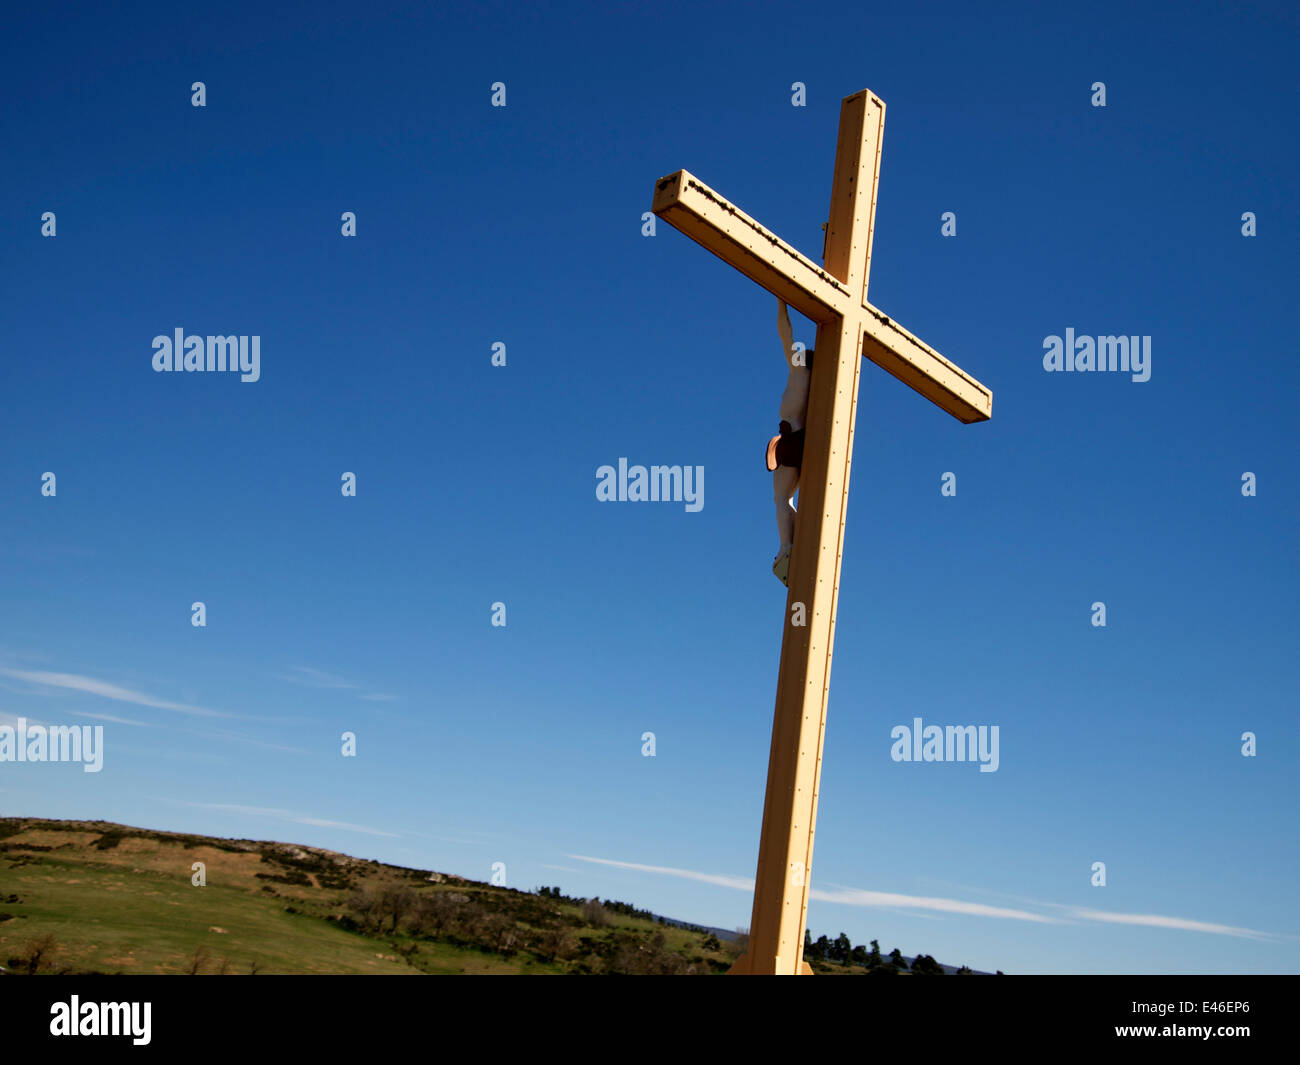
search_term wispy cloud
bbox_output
[568,855,1274,938]
[568,854,754,892]
[1060,907,1274,941]
[919,879,1278,941]
[0,669,228,718]
[178,801,399,838]
[279,667,360,690]
[405,829,488,846]
[279,667,398,704]
[0,711,48,728]
[70,711,146,726]
[188,728,312,756]
[0,680,58,697]
[810,885,1061,924]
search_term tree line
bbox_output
[803,931,975,975]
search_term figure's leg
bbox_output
[774,464,800,555]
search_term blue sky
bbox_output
[1,1,1296,974]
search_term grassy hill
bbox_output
[0,817,989,975]
[0,817,737,974]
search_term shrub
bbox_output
[14,934,60,975]
[579,898,609,927]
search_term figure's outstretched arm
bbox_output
[777,299,795,368]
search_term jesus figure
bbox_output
[766,299,814,586]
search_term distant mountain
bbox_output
[657,916,742,941]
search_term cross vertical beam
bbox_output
[650,87,990,977]
[731,93,882,974]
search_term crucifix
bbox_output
[651,89,992,975]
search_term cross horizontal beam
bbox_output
[651,169,992,424]
[651,169,849,325]
[861,306,991,424]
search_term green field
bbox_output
[0,818,736,975]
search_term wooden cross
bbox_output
[651,89,992,975]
